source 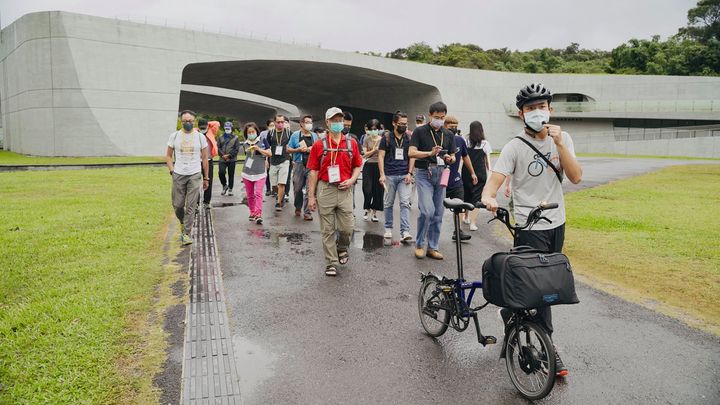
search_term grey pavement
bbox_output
[203,157,719,404]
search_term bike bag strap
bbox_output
[514,136,563,183]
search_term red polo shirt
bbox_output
[306,135,362,182]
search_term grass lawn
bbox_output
[0,166,176,403]
[576,152,720,161]
[564,164,720,334]
[0,150,165,165]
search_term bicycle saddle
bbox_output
[443,198,475,212]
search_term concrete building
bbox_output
[1,11,719,157]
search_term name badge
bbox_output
[328,165,341,183]
[245,157,254,169]
[275,146,283,156]
[437,156,446,166]
[395,149,404,160]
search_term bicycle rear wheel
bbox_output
[505,320,556,400]
[418,276,451,337]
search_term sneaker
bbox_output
[463,217,471,225]
[363,211,369,221]
[452,231,472,241]
[265,190,271,196]
[255,216,263,225]
[303,214,313,221]
[295,208,301,216]
[227,188,234,196]
[275,203,282,212]
[248,215,256,222]
[555,350,569,377]
[401,231,413,242]
[180,233,193,245]
[241,197,248,205]
[221,186,228,196]
[371,214,379,222]
[469,223,478,231]
[383,229,393,239]
[284,195,290,202]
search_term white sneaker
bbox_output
[384,229,392,238]
[363,210,369,221]
[469,223,478,231]
[401,231,413,241]
[227,188,234,196]
[463,217,471,225]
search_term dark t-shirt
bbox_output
[409,124,457,169]
[379,133,411,176]
[448,135,468,189]
[267,128,291,165]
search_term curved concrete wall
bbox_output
[1,11,719,157]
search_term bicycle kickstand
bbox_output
[471,312,497,346]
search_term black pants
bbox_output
[285,162,292,197]
[513,224,566,336]
[445,186,464,200]
[218,160,236,189]
[362,162,384,211]
[202,159,213,204]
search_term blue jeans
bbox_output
[415,166,446,250]
[383,175,411,233]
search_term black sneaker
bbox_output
[265,190,271,196]
[555,350,568,377]
[275,203,282,212]
[255,216,263,225]
[452,231,472,241]
[221,186,228,196]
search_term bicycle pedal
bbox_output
[440,286,454,293]
[481,336,497,346]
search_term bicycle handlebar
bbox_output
[474,201,558,233]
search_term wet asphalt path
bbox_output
[211,158,719,404]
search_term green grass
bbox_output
[564,164,720,334]
[0,167,172,403]
[576,152,720,161]
[0,150,165,165]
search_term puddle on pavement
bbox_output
[212,202,245,208]
[354,232,406,251]
[247,230,310,247]
[232,336,277,398]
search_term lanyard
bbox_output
[429,128,443,148]
[328,135,343,166]
[394,134,404,149]
[275,129,284,146]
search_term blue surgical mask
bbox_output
[368,129,379,136]
[330,122,344,133]
[182,122,194,131]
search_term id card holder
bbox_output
[245,156,254,169]
[328,165,341,183]
[436,156,446,166]
[274,146,283,156]
[395,148,404,160]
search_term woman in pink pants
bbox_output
[240,122,272,224]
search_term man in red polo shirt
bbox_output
[307,107,363,276]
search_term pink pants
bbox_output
[243,177,265,217]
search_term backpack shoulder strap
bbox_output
[514,136,563,183]
[321,137,329,158]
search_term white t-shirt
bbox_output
[168,130,208,175]
[465,137,493,155]
[493,131,575,230]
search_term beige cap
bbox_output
[325,107,344,120]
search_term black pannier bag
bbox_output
[482,246,580,310]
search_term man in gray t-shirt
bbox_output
[481,83,583,378]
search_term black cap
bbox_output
[198,118,208,128]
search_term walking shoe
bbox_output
[469,223,478,231]
[555,350,569,377]
[463,217,471,225]
[401,231,413,242]
[227,188,234,196]
[295,208,301,216]
[265,190,271,196]
[363,210,369,221]
[255,216,263,225]
[221,186,228,195]
[275,203,282,212]
[180,233,193,245]
[371,214,379,222]
[248,215,256,222]
[241,197,248,205]
[452,231,472,241]
[284,195,289,202]
[426,250,444,260]
[383,229,393,239]
[303,214,313,221]
[415,247,426,259]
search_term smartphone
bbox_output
[438,149,449,157]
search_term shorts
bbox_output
[445,186,464,200]
[269,160,290,186]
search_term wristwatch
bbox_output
[203,177,209,181]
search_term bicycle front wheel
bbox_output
[418,276,451,337]
[505,320,556,400]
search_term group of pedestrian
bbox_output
[164,83,583,376]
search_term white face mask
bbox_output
[224,129,232,134]
[522,109,550,132]
[304,123,313,131]
[430,118,444,129]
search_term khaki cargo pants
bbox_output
[317,181,354,267]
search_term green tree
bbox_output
[678,0,720,43]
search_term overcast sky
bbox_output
[1,0,698,53]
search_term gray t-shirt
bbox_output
[493,131,576,230]
[168,130,208,176]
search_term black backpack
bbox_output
[482,246,579,310]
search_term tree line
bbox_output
[378,0,719,76]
